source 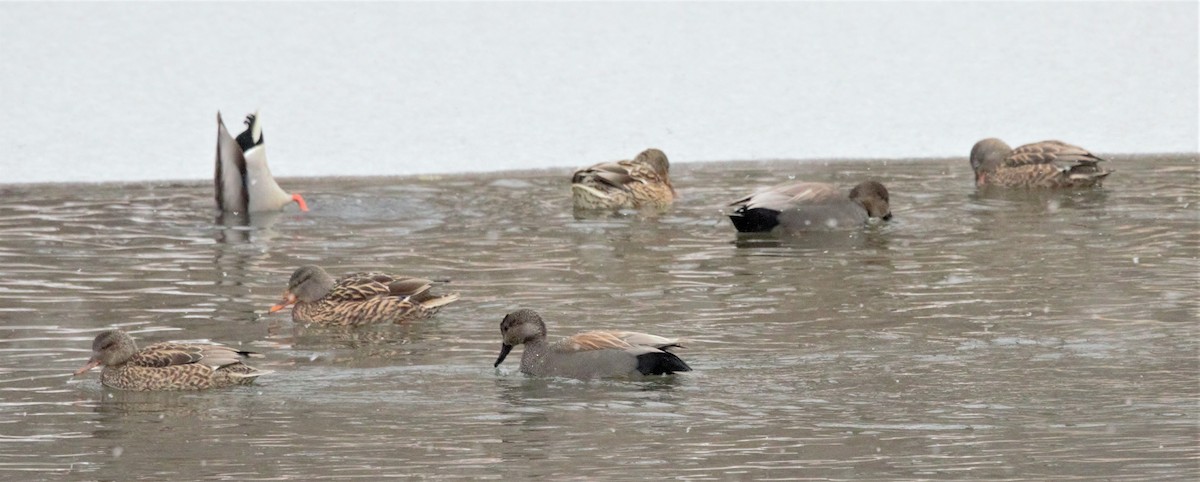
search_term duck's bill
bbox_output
[493,344,514,367]
[269,292,297,313]
[73,358,100,376]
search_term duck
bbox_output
[571,148,676,210]
[493,309,691,379]
[268,265,460,326]
[969,138,1112,188]
[215,111,309,213]
[72,330,269,391]
[727,180,892,233]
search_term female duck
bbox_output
[73,330,269,391]
[969,138,1112,188]
[571,148,676,210]
[727,180,891,233]
[493,309,691,379]
[269,265,459,326]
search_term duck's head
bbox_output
[269,265,336,313]
[494,309,548,367]
[970,138,1011,186]
[635,148,670,177]
[849,180,892,221]
[73,330,138,375]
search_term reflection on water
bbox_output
[0,155,1196,479]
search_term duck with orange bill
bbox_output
[215,110,309,213]
[269,265,459,326]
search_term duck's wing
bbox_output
[572,160,639,190]
[383,277,436,299]
[128,342,260,369]
[326,272,434,300]
[729,182,842,211]
[556,330,682,353]
[214,113,249,212]
[1005,140,1107,169]
[556,331,635,352]
[325,274,394,302]
[607,331,685,351]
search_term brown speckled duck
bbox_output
[73,330,269,391]
[269,265,460,326]
[493,309,691,379]
[727,180,891,233]
[970,138,1112,188]
[571,148,676,210]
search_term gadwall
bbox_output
[269,265,459,326]
[969,138,1112,188]
[215,111,309,213]
[493,309,691,379]
[73,330,269,391]
[727,180,891,233]
[571,148,676,210]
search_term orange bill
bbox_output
[73,358,101,376]
[269,291,297,313]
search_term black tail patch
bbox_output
[636,351,692,375]
[235,114,264,152]
[728,207,781,233]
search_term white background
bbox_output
[1,2,1195,183]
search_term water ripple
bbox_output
[0,156,1195,479]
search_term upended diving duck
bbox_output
[571,148,676,210]
[969,138,1112,188]
[73,330,270,391]
[215,111,309,213]
[727,180,892,233]
[269,265,460,326]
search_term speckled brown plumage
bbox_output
[571,148,676,210]
[271,265,459,326]
[970,138,1112,188]
[74,330,269,391]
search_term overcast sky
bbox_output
[1,2,1195,183]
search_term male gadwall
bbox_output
[727,180,891,233]
[215,111,309,213]
[73,330,269,391]
[269,265,459,326]
[571,148,676,210]
[493,309,691,379]
[969,138,1112,188]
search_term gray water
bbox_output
[0,154,1196,480]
